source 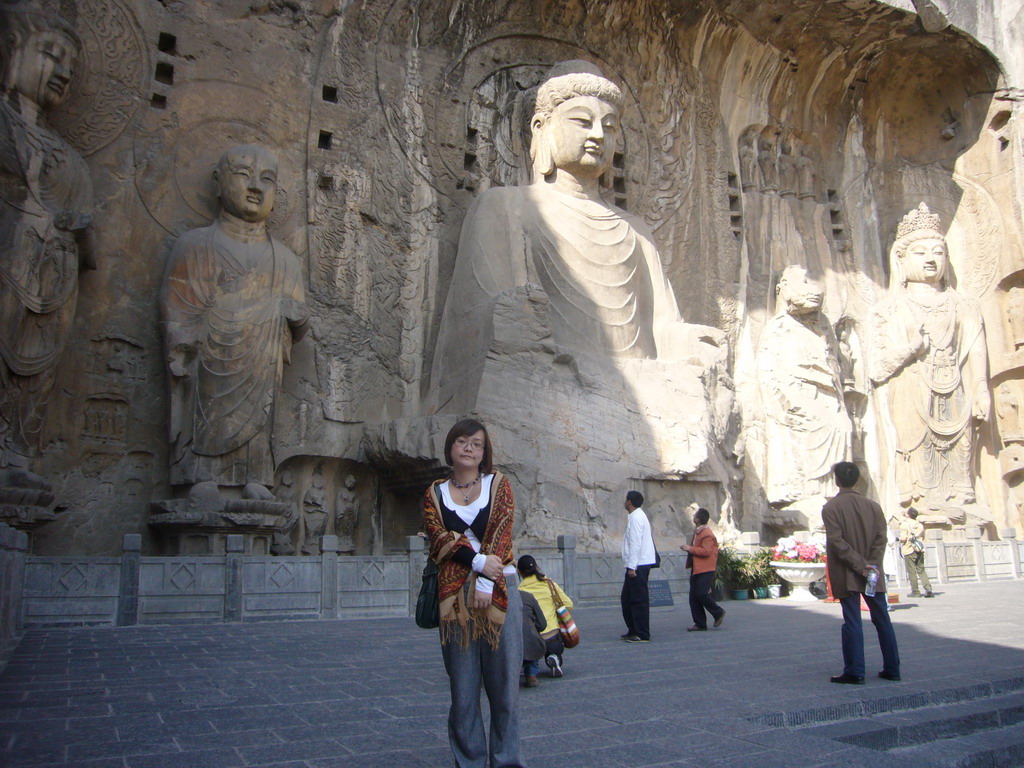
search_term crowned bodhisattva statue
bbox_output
[869,203,990,518]
[0,2,92,525]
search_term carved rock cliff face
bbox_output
[9,0,1020,554]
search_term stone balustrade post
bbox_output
[965,526,986,581]
[1000,528,1020,579]
[117,534,141,627]
[0,523,28,653]
[320,535,338,619]
[407,535,426,618]
[927,528,947,584]
[224,534,244,621]
[557,534,577,599]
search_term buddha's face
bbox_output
[215,148,277,223]
[541,95,619,179]
[901,236,947,286]
[7,29,77,110]
[778,267,823,315]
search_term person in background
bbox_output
[517,554,573,678]
[680,506,725,632]
[898,507,934,598]
[519,583,547,687]
[421,418,524,767]
[620,490,657,643]
[822,461,901,685]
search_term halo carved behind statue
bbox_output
[48,0,147,156]
[372,20,652,210]
[132,82,301,240]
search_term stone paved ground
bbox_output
[1,580,1022,767]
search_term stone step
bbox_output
[890,720,1024,768]
[748,676,1024,729]
[804,691,1024,767]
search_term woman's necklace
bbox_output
[450,473,481,504]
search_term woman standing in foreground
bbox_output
[421,418,524,768]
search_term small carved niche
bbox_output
[727,172,742,240]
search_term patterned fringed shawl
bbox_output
[421,472,515,650]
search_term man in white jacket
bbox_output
[620,490,657,642]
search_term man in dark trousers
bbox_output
[680,506,725,631]
[822,461,901,684]
[620,490,657,643]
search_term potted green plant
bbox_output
[716,546,750,600]
[745,548,780,598]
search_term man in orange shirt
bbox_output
[680,506,725,631]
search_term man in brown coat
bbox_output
[822,462,901,684]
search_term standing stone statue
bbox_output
[869,203,989,511]
[0,3,92,500]
[160,144,309,501]
[335,473,358,554]
[1007,286,1024,351]
[777,137,797,198]
[758,266,851,505]
[300,464,326,555]
[757,130,778,193]
[431,60,712,412]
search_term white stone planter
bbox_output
[770,561,826,602]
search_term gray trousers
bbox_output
[441,572,525,768]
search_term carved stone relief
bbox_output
[868,203,991,524]
[757,266,852,523]
[0,2,96,529]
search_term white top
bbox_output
[440,474,515,594]
[621,507,657,570]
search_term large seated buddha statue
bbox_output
[427,61,728,546]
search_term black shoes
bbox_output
[830,674,865,685]
[623,634,650,643]
[878,671,901,681]
[686,625,707,632]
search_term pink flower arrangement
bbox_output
[771,536,826,563]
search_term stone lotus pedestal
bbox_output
[771,561,826,601]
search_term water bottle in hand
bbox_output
[865,567,878,597]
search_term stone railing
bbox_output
[6,528,1021,631]
[0,523,29,657]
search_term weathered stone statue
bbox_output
[1007,286,1024,351]
[869,203,990,513]
[431,61,710,412]
[270,468,298,555]
[995,382,1022,445]
[758,266,851,507]
[777,137,797,198]
[160,144,309,497]
[300,465,326,555]
[427,60,728,548]
[0,3,92,519]
[795,141,817,201]
[757,130,778,193]
[335,473,357,554]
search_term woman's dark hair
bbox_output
[443,418,494,473]
[694,507,711,525]
[517,554,545,580]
